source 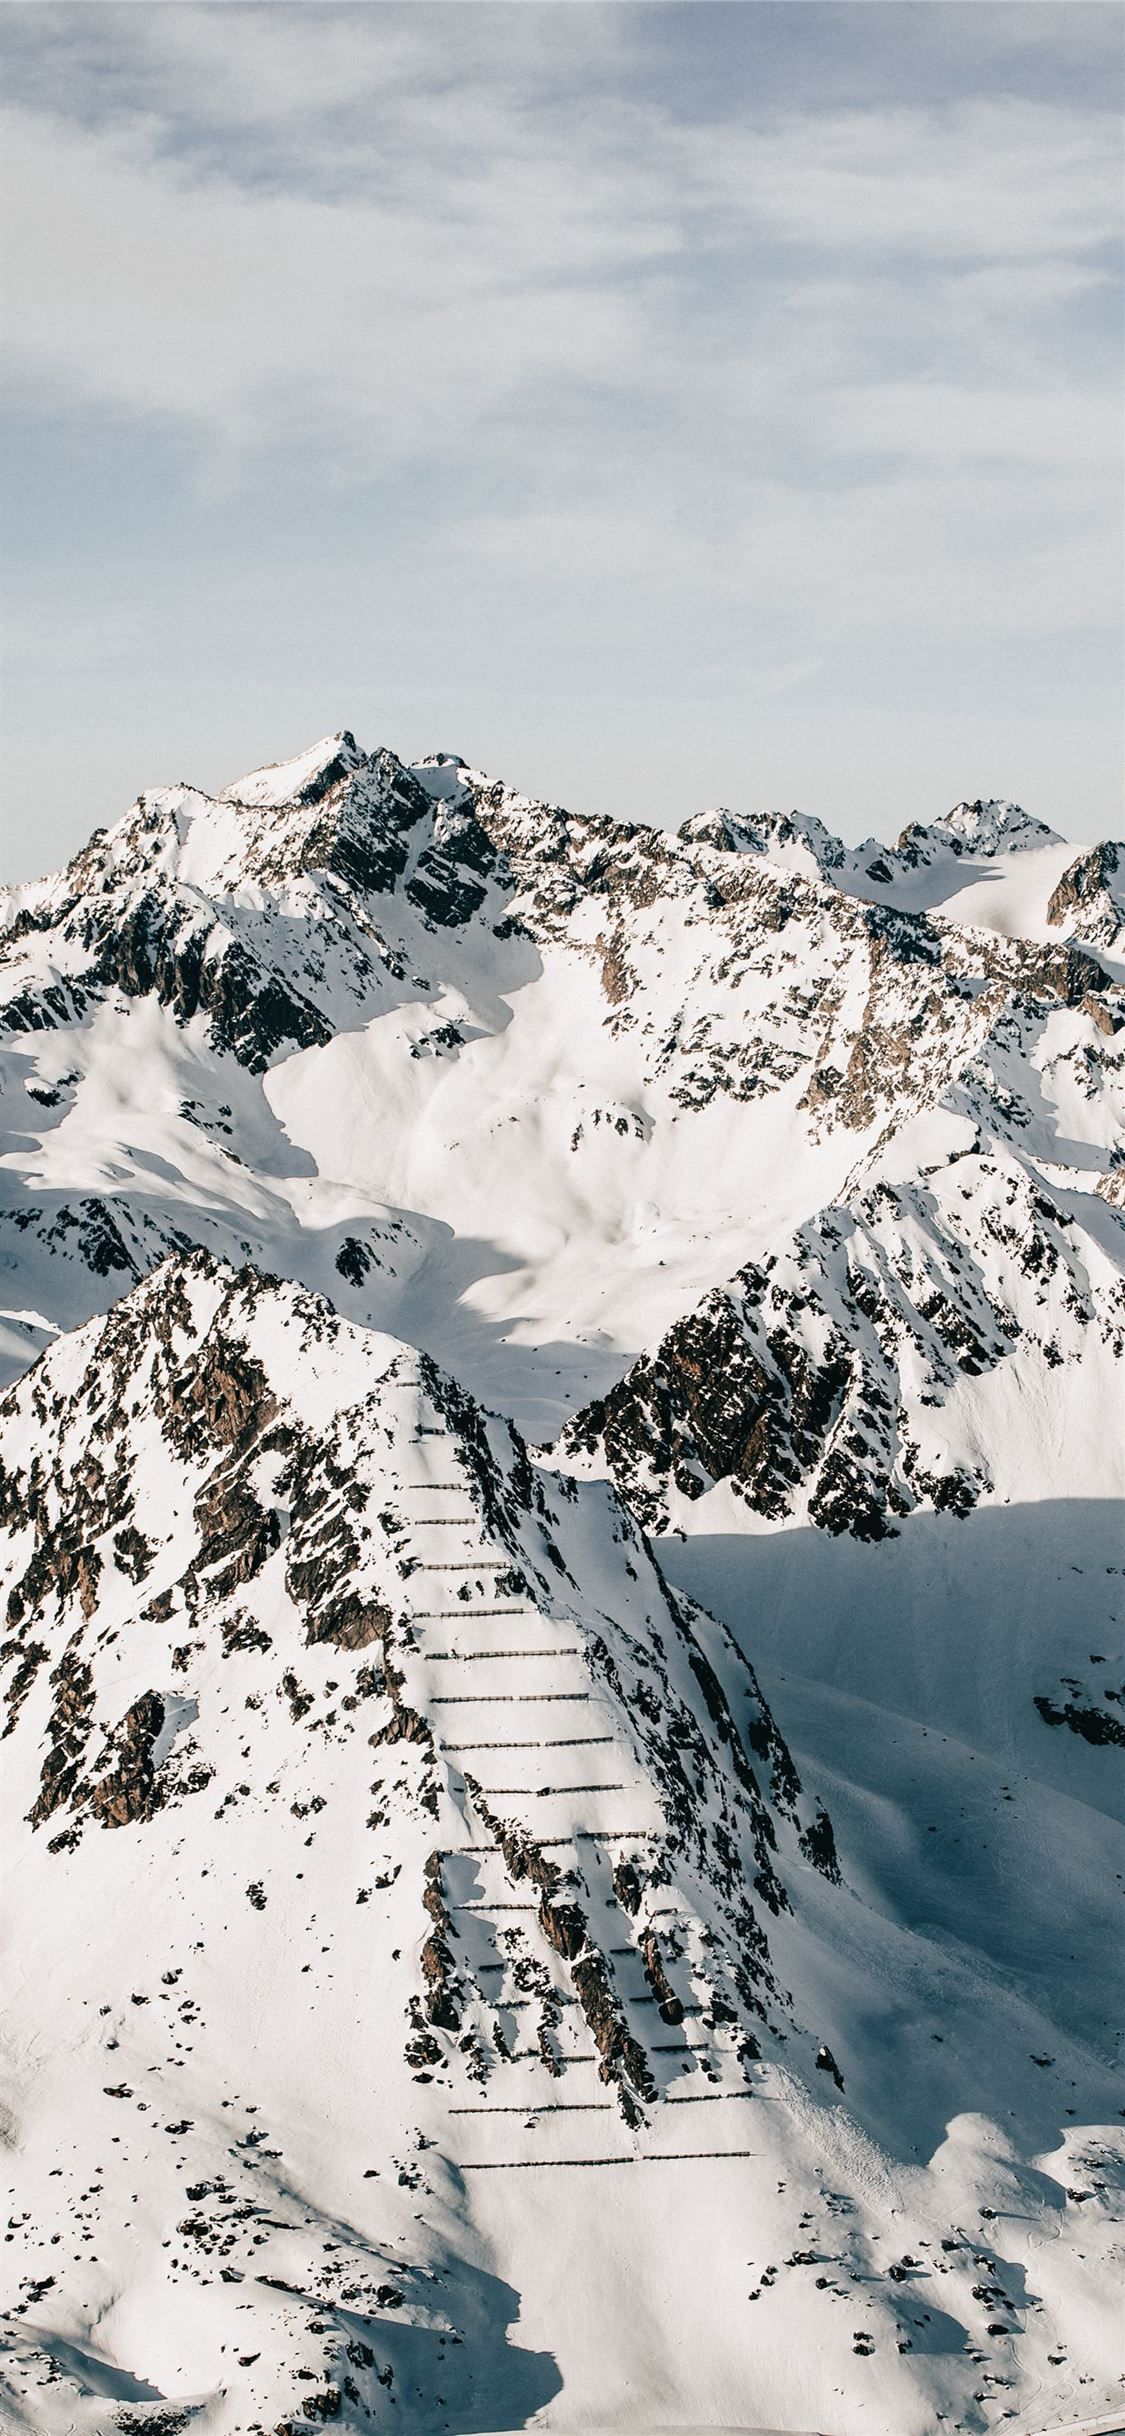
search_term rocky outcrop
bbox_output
[799,1805,842,1883]
[192,1467,281,1601]
[563,1144,1124,1538]
[26,1639,95,1826]
[420,1849,461,2031]
[87,1691,171,1828]
[1047,840,1125,952]
[84,889,333,1071]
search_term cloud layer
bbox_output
[2,3,1121,870]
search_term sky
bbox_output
[1,1,1122,884]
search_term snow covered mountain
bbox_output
[0,736,1117,1428]
[677,796,1123,953]
[2,732,1123,2436]
[561,1071,1125,1540]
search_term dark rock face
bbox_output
[612,1858,643,1915]
[1047,841,1124,949]
[306,1595,389,1654]
[279,1433,393,1654]
[334,1236,373,1288]
[1034,1693,1125,1749]
[160,1330,278,1463]
[371,1655,433,1750]
[404,805,499,929]
[538,1896,588,1964]
[563,1150,1121,1541]
[816,2042,845,2092]
[26,1641,95,1826]
[463,1783,665,2115]
[0,1634,49,1735]
[193,1469,281,1601]
[799,1805,842,1883]
[25,1656,191,1840]
[72,1198,138,1278]
[87,891,334,1072]
[566,1285,856,1532]
[287,748,431,895]
[113,1525,155,1584]
[421,1850,461,2031]
[572,1946,657,2110]
[641,1926,683,2024]
[87,1691,168,1828]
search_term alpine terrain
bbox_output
[1,732,1122,2436]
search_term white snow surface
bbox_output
[1,733,1122,2436]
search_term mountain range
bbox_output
[2,731,1122,2436]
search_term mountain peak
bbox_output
[921,798,1061,857]
[677,804,845,877]
[220,729,366,810]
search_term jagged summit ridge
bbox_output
[931,797,1059,855]
[220,728,367,809]
[1,728,1118,1412]
[677,803,847,879]
[1047,836,1125,951]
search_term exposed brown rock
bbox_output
[1047,841,1123,945]
[27,1640,94,1826]
[160,1334,277,1463]
[88,1691,168,1828]
[419,1852,461,2031]
[641,1927,683,2025]
[192,1468,281,1600]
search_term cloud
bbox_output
[1,8,1119,661]
[820,381,1121,466]
[446,447,1117,640]
[5,77,1116,437]
[698,98,1120,261]
[1,98,667,460]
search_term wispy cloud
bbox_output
[1,3,1120,867]
[5,61,1118,603]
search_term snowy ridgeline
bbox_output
[1,732,1122,2436]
